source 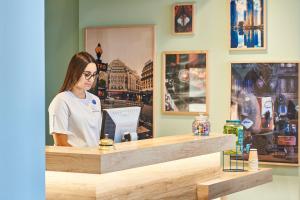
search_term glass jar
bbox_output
[99,134,114,150]
[223,120,244,154]
[192,115,210,136]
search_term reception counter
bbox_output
[46,133,236,174]
[46,134,273,200]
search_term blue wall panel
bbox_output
[0,0,45,199]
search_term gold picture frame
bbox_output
[228,0,267,50]
[230,61,300,166]
[162,50,208,115]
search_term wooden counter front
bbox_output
[46,134,236,174]
[46,154,221,200]
[46,155,272,200]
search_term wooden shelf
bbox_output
[197,168,272,200]
[46,134,236,174]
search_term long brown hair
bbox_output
[60,51,96,92]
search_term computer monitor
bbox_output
[101,106,141,143]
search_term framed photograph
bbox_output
[85,25,155,139]
[162,51,208,115]
[230,62,299,165]
[229,0,266,50]
[173,2,195,35]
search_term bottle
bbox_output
[192,115,210,136]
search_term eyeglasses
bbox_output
[82,71,98,81]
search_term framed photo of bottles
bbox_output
[229,0,266,50]
[230,62,299,166]
[162,50,208,115]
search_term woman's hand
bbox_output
[52,133,72,147]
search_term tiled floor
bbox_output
[226,166,300,200]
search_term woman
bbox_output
[48,52,102,147]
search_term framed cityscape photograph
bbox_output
[230,62,299,165]
[162,51,208,115]
[229,0,266,50]
[173,2,195,35]
[85,25,155,139]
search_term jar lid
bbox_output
[196,115,208,120]
[226,119,241,123]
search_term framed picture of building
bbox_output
[85,25,155,139]
[230,62,299,165]
[173,2,195,35]
[162,50,208,115]
[229,0,266,50]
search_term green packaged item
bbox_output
[223,120,244,155]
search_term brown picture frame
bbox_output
[173,2,196,35]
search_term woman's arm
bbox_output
[52,133,72,147]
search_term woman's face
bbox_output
[75,63,97,91]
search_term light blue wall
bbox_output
[0,0,45,200]
[78,0,300,199]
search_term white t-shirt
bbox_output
[48,91,102,147]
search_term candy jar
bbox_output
[192,115,210,136]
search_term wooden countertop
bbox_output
[46,133,236,174]
[46,133,234,155]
